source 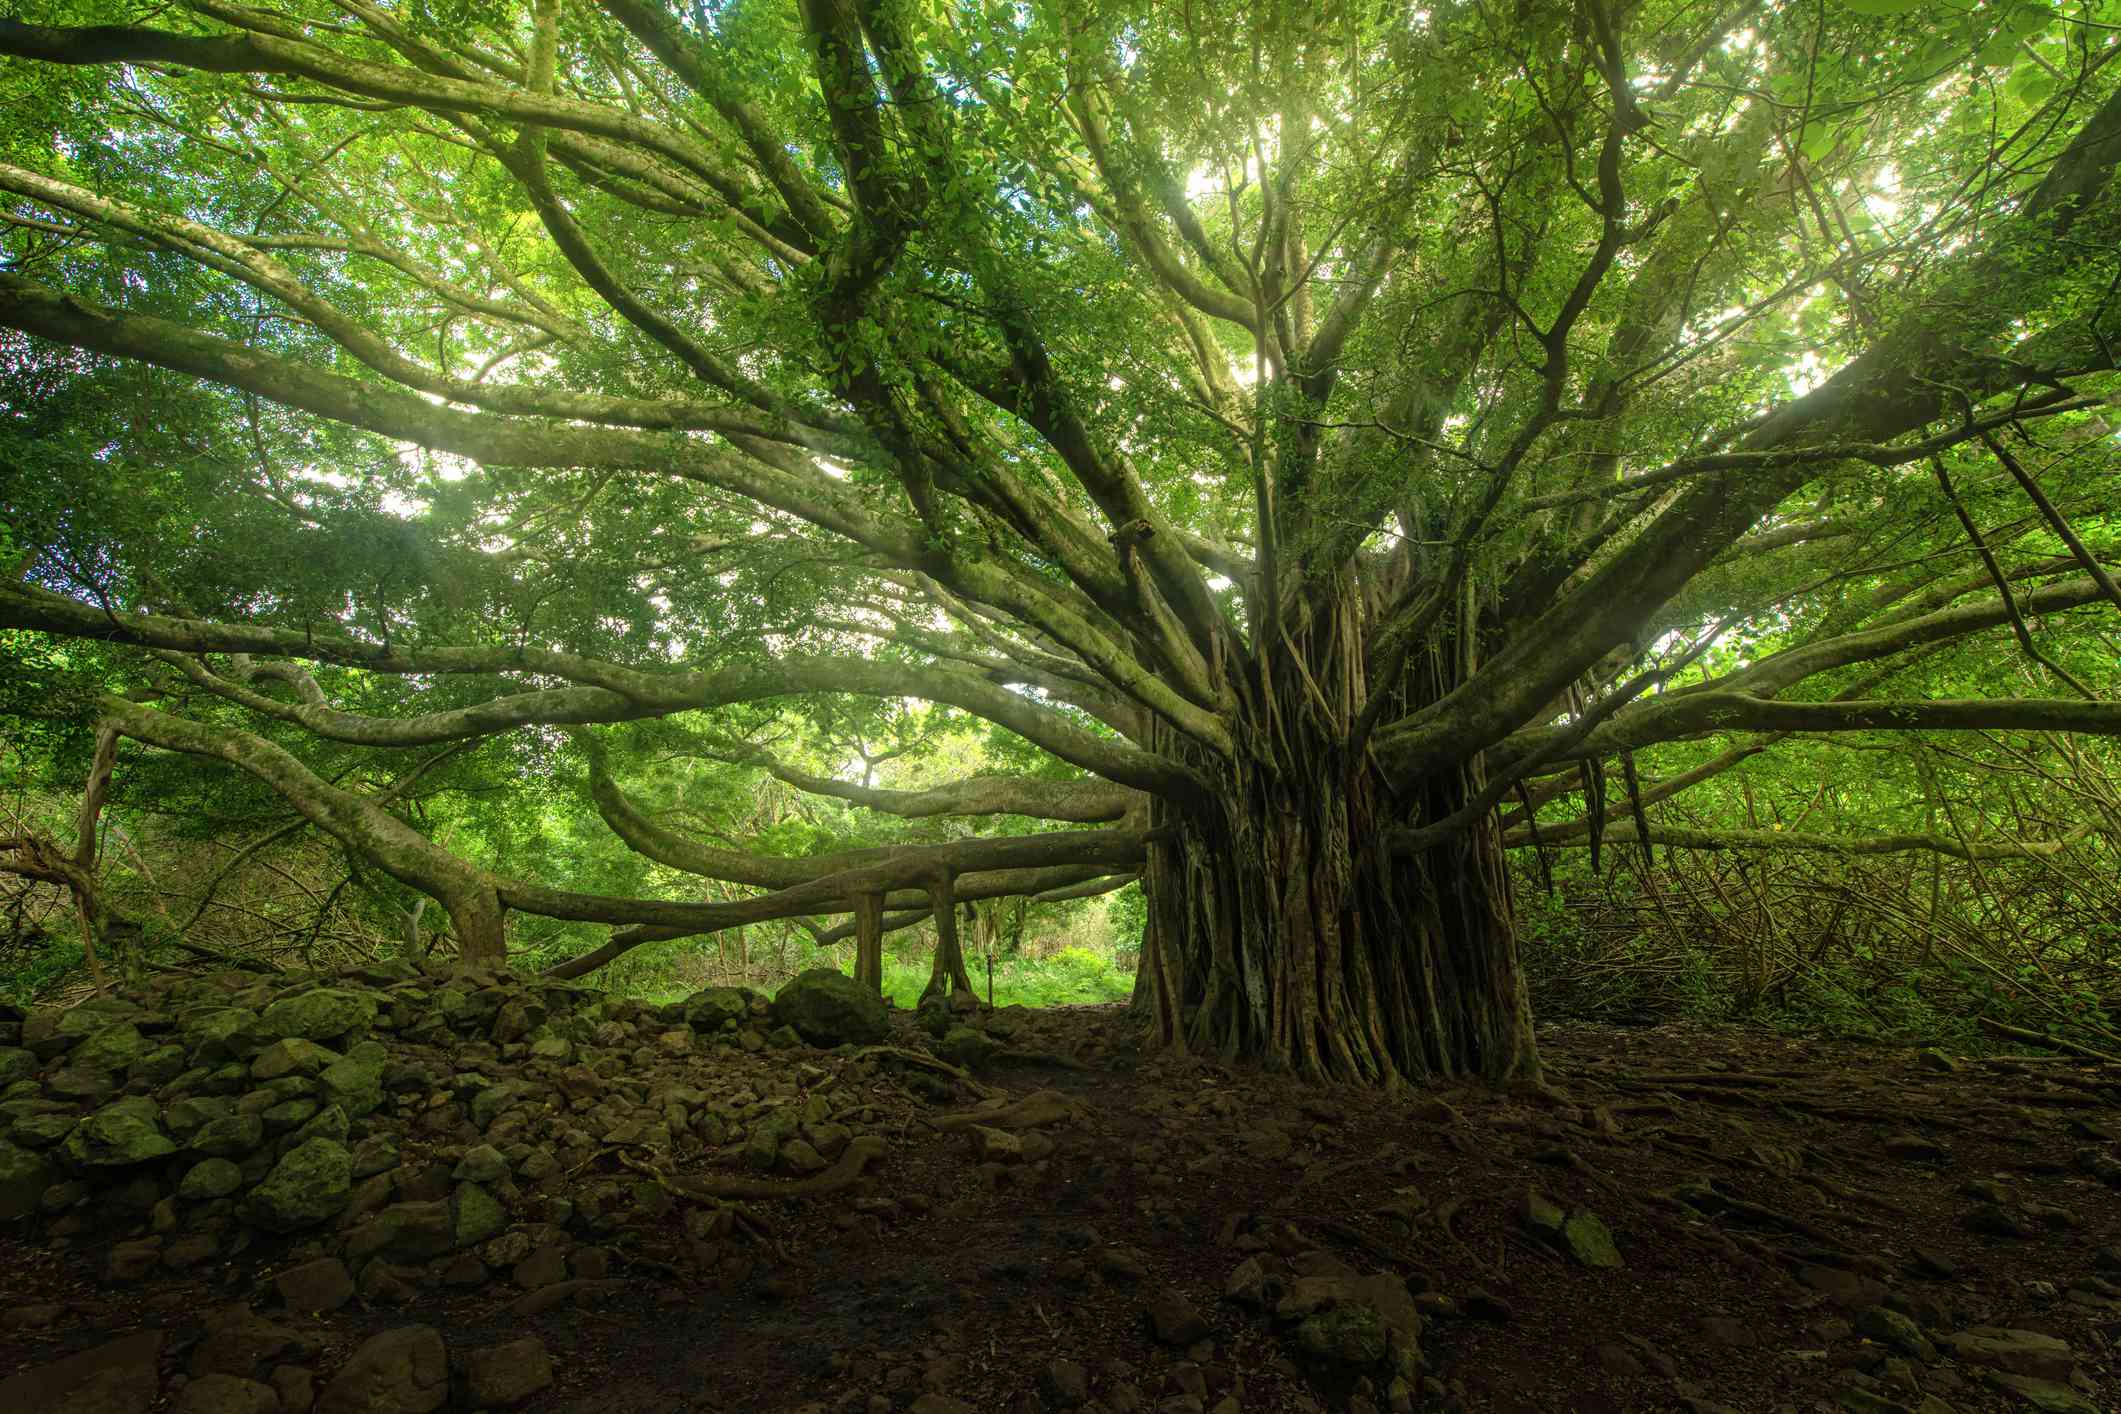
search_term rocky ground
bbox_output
[2,963,2118,1414]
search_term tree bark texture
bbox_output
[1136,578,1539,1084]
[854,891,883,995]
[921,871,976,1003]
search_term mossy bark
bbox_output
[854,891,884,994]
[920,871,976,1003]
[1137,574,1539,1084]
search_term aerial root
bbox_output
[854,1045,999,1098]
[623,1135,891,1203]
[928,1088,1089,1132]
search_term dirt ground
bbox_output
[5,1006,2119,1413]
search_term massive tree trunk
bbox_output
[1137,579,1539,1085]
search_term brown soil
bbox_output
[5,1007,2119,1413]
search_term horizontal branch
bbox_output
[507,827,1153,932]
[806,865,1118,944]
[1503,821,2091,862]
[713,750,1143,824]
[1501,691,2121,767]
[1,590,1197,795]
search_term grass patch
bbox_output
[875,946,1134,1009]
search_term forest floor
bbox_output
[5,1005,2120,1414]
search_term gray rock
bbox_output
[0,1046,36,1085]
[270,1366,314,1414]
[188,1311,308,1378]
[277,1257,355,1313]
[679,986,757,1032]
[191,1113,267,1158]
[452,1182,507,1247]
[1296,1304,1387,1365]
[1856,1306,1938,1362]
[1985,1371,2099,1413]
[768,969,889,1046]
[129,1045,187,1085]
[261,989,378,1043]
[1938,1327,2075,1380]
[173,1374,279,1414]
[1145,1287,1210,1346]
[9,1112,74,1148]
[1046,1360,1090,1407]
[177,1158,245,1200]
[165,1096,235,1136]
[349,1136,399,1179]
[0,1139,56,1220]
[72,1023,150,1074]
[1519,1187,1564,1237]
[462,1337,554,1408]
[470,1079,536,1130]
[245,1138,352,1232]
[934,1026,999,1068]
[347,1201,456,1262]
[318,1044,386,1120]
[104,1238,162,1282]
[261,1097,321,1133]
[63,1097,178,1167]
[1561,1212,1624,1268]
[252,1038,341,1080]
[183,1009,268,1061]
[0,1330,161,1414]
[317,1326,447,1414]
[453,1145,508,1183]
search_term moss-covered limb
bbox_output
[97,695,512,961]
[707,755,1142,826]
[514,828,1152,931]
[1378,86,2121,785]
[0,17,813,257]
[1505,692,2121,767]
[100,691,1158,970]
[0,283,1208,731]
[0,162,767,433]
[579,734,1139,893]
[1,590,1192,795]
[1503,822,2088,862]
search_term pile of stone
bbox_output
[0,962,904,1307]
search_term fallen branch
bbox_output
[928,1089,1088,1132]
[657,1135,890,1202]
[1975,1015,2121,1066]
[854,1044,998,1098]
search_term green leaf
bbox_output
[2005,64,2056,103]
[1835,0,1922,13]
[1978,33,2022,67]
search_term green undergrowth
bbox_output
[1517,899,2117,1057]
[636,945,1134,1012]
[871,945,1135,1010]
